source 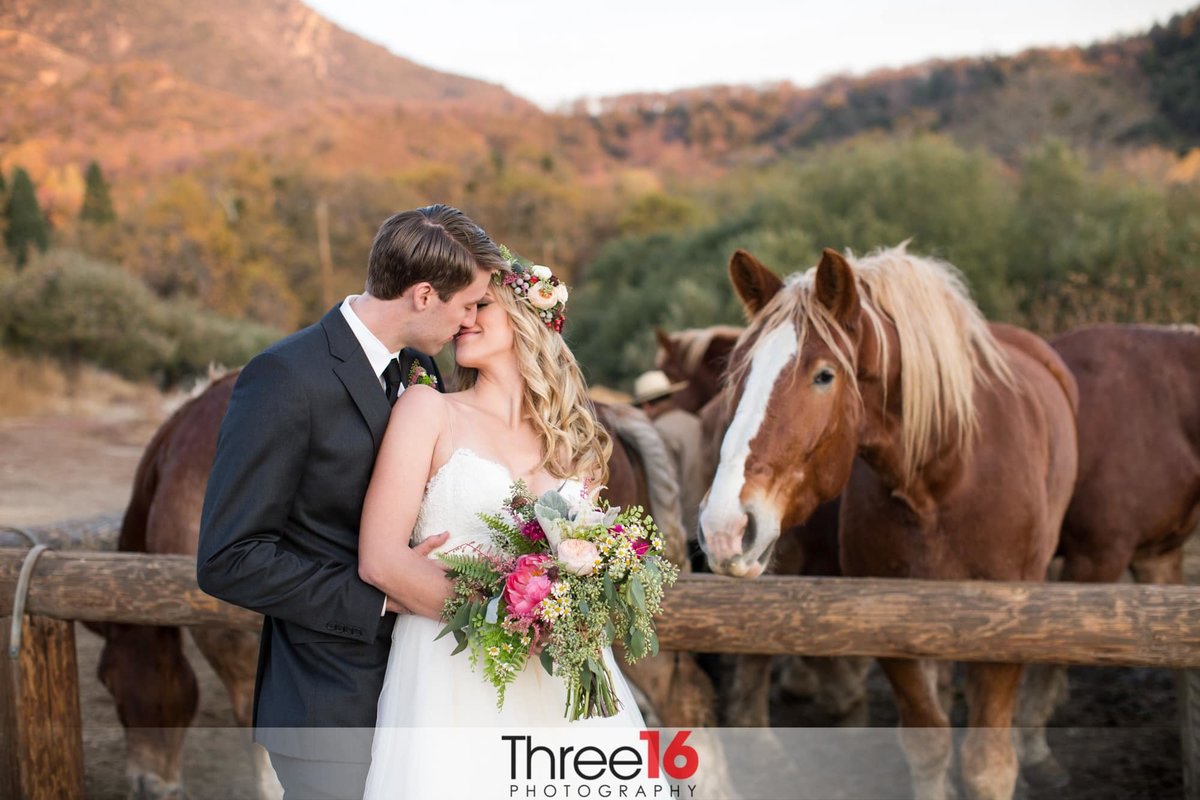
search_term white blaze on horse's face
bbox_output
[699,320,797,578]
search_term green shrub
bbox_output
[0,250,281,382]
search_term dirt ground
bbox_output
[1,403,1196,799]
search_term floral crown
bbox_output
[495,244,568,333]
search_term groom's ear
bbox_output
[408,282,436,310]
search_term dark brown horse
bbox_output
[93,372,256,800]
[96,373,716,799]
[1016,323,1200,781]
[1054,324,1199,585]
[654,325,743,414]
[700,246,1078,800]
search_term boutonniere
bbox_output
[406,361,438,389]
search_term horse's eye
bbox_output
[813,369,835,386]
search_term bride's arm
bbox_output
[359,384,454,621]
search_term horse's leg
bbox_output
[722,654,773,726]
[97,624,198,800]
[618,649,741,799]
[188,626,281,800]
[1130,547,1185,586]
[1017,546,1131,788]
[960,662,1023,800]
[808,656,871,726]
[1013,662,1070,789]
[777,656,820,699]
[879,657,953,800]
[618,647,717,727]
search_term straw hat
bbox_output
[632,370,688,405]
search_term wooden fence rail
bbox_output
[0,515,120,550]
[4,546,1200,800]
[3,548,1200,666]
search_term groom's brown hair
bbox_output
[366,204,505,301]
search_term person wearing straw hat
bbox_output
[632,370,689,415]
[633,370,705,541]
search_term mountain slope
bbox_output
[0,0,524,109]
[1,0,1195,222]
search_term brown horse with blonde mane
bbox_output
[700,245,1079,800]
[656,326,871,728]
[95,372,714,800]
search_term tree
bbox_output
[4,168,50,268]
[80,161,116,224]
[1142,10,1200,143]
[0,167,8,269]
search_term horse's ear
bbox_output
[653,327,673,354]
[729,249,784,318]
[815,248,858,326]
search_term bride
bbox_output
[357,262,647,797]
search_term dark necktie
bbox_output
[381,358,403,406]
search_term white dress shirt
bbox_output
[340,295,403,398]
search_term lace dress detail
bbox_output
[409,448,516,550]
[363,449,646,798]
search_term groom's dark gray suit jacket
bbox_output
[197,305,442,762]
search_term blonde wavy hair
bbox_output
[453,282,612,483]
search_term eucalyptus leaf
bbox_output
[648,629,660,657]
[630,628,645,657]
[579,598,590,616]
[630,575,646,613]
[540,648,555,676]
[436,601,470,640]
[603,575,618,604]
[451,630,468,656]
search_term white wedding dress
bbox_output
[363,448,647,798]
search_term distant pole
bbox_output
[315,198,334,309]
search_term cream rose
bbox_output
[529,282,559,310]
[554,283,569,306]
[557,538,600,576]
[530,265,553,280]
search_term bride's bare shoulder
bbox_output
[392,383,446,414]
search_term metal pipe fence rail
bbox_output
[3,547,1200,799]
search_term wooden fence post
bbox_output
[0,614,85,800]
[1182,669,1200,800]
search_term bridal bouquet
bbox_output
[436,481,679,721]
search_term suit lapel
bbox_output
[398,349,417,388]
[321,307,391,449]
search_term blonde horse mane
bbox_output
[658,325,746,376]
[730,243,1015,484]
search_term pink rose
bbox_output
[631,539,651,558]
[504,554,554,618]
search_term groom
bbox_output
[198,205,507,799]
